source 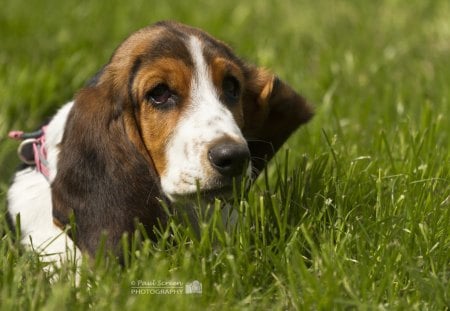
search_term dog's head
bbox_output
[52,21,312,254]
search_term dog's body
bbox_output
[7,21,312,263]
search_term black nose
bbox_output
[208,142,250,177]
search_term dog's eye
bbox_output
[222,76,240,104]
[146,84,177,107]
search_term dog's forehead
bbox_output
[155,21,240,62]
[112,21,241,70]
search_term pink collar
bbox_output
[9,126,50,181]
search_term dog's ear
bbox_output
[51,84,167,258]
[242,67,313,175]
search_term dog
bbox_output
[7,21,313,264]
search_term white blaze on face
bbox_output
[160,36,246,200]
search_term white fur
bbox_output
[7,101,81,268]
[160,36,248,200]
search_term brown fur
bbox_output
[133,58,193,175]
[210,57,246,128]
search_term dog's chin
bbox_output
[169,186,231,204]
[168,177,244,204]
[198,185,234,202]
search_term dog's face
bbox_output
[108,23,251,200]
[67,21,312,203]
[82,21,312,201]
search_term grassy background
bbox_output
[1,0,449,309]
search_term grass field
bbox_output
[1,0,449,309]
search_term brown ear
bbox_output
[242,67,313,175]
[51,85,167,258]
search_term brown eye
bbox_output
[222,76,240,104]
[146,83,177,108]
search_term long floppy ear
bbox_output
[242,67,314,175]
[51,85,167,258]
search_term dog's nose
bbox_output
[208,142,250,177]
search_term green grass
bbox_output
[1,0,449,309]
